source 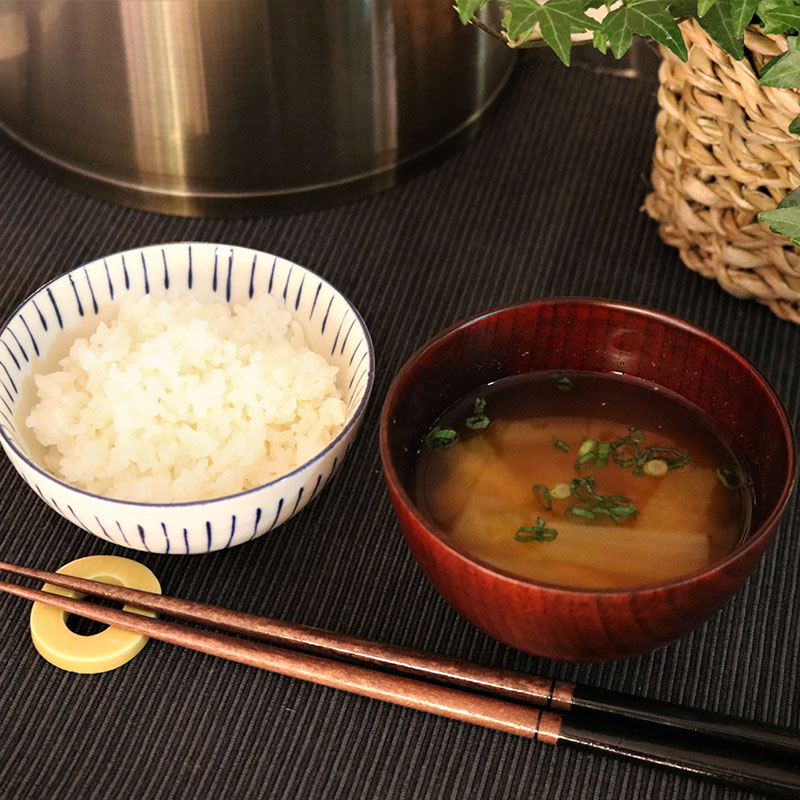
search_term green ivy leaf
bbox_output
[598,6,637,54]
[455,0,492,24]
[776,186,800,207]
[502,0,543,42]
[504,0,599,64]
[759,187,800,247]
[730,0,761,35]
[757,0,800,35]
[759,36,800,86]
[458,0,800,90]
[597,0,688,60]
[699,0,745,57]
[593,27,608,50]
[668,0,700,17]
[758,208,800,246]
[790,113,800,133]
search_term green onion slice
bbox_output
[550,372,575,392]
[424,426,458,448]
[465,396,490,430]
[568,475,637,524]
[515,517,558,542]
[532,484,552,511]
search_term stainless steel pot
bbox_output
[0,0,514,215]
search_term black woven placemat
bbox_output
[0,45,797,800]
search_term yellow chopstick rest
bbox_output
[29,555,161,673]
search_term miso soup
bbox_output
[415,371,751,590]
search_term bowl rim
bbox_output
[0,241,376,508]
[379,295,797,597]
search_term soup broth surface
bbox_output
[416,371,750,590]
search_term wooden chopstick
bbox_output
[1,562,799,798]
[0,574,557,740]
[1,559,795,756]
[0,560,572,706]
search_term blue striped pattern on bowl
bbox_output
[0,243,374,553]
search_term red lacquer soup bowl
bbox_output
[379,298,796,661]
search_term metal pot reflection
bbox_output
[0,0,515,216]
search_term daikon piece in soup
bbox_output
[415,371,751,590]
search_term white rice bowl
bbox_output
[26,294,347,503]
[0,243,373,553]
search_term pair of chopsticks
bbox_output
[1,560,798,797]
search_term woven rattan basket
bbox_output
[644,19,800,322]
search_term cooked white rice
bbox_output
[26,294,347,503]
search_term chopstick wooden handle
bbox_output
[0,581,800,798]
[0,578,559,741]
[3,577,800,798]
[1,559,798,758]
[0,560,572,709]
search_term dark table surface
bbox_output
[0,43,798,800]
